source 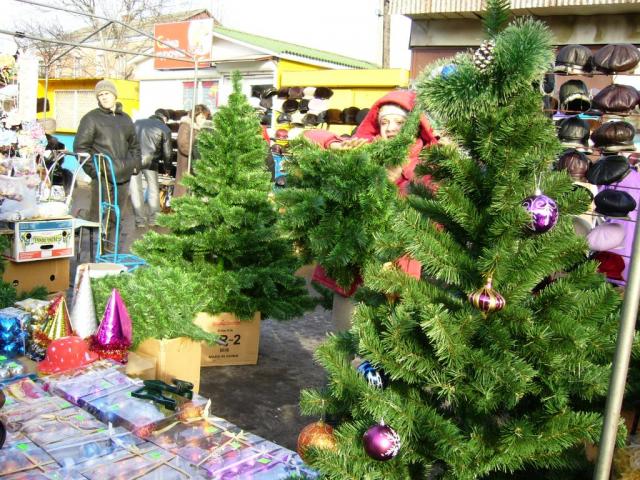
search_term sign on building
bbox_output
[154,18,214,70]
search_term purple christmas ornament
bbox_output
[522,190,558,233]
[91,289,132,363]
[363,421,401,461]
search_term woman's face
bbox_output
[379,114,406,140]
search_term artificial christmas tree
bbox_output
[299,2,627,478]
[94,71,313,343]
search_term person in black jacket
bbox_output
[130,109,173,227]
[73,80,141,246]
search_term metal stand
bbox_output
[93,153,145,271]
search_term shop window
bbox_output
[54,90,95,131]
[183,80,218,112]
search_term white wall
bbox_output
[137,79,186,119]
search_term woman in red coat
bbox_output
[304,90,439,298]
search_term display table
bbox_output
[0,359,318,479]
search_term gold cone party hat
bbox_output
[39,295,73,344]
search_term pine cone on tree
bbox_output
[473,39,496,72]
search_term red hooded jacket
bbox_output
[304,90,438,195]
[306,91,436,296]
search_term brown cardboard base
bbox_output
[125,350,157,381]
[3,258,70,294]
[194,312,261,367]
[135,337,201,393]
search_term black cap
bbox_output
[594,189,637,217]
[154,108,170,121]
[586,155,631,185]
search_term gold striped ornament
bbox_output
[468,277,505,314]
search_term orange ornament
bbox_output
[297,421,337,461]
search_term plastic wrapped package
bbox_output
[20,405,106,449]
[1,377,49,408]
[76,441,205,480]
[83,385,208,438]
[0,395,73,427]
[0,439,57,476]
[47,366,140,407]
[42,360,124,393]
[43,426,144,470]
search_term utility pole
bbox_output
[382,0,390,68]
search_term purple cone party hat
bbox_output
[70,266,98,339]
[91,289,132,364]
[36,295,73,346]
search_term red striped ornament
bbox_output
[468,277,506,314]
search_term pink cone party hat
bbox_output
[70,267,98,339]
[90,289,132,364]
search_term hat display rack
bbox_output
[270,86,369,129]
[552,43,640,288]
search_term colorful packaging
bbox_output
[1,377,49,408]
[0,395,73,427]
[83,385,208,438]
[21,406,106,449]
[0,440,57,476]
[48,367,140,407]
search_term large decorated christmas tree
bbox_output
[94,72,313,344]
[299,2,625,478]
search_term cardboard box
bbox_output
[4,218,74,262]
[136,337,201,393]
[194,312,261,367]
[125,350,157,380]
[3,257,70,293]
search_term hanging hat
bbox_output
[277,87,289,98]
[557,116,592,152]
[591,121,636,152]
[341,107,360,124]
[276,112,292,124]
[37,336,99,375]
[586,155,631,185]
[303,87,316,99]
[587,222,626,251]
[592,84,640,115]
[299,99,310,113]
[594,44,640,74]
[559,80,591,113]
[325,109,343,124]
[261,87,278,99]
[287,87,304,99]
[282,99,299,113]
[302,113,320,127]
[557,148,590,182]
[554,44,593,74]
[271,144,283,155]
[317,110,328,124]
[542,72,556,95]
[260,97,273,111]
[594,189,637,217]
[355,108,371,125]
[573,216,592,238]
[314,87,334,100]
[260,112,272,126]
[593,251,626,281]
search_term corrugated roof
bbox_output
[391,0,640,16]
[213,26,379,70]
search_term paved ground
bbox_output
[69,184,332,451]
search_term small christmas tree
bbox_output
[299,2,627,478]
[94,72,313,342]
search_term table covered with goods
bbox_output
[0,292,318,480]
